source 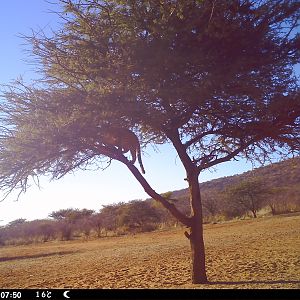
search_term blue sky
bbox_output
[0,0,292,225]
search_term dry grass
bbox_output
[0,214,299,289]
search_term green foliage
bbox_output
[0,0,299,198]
[160,192,173,201]
[100,202,125,232]
[49,208,95,240]
[49,209,75,220]
[49,208,95,223]
[0,219,58,245]
[117,200,161,231]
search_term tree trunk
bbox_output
[189,218,207,283]
[269,204,276,215]
[250,197,257,218]
[188,174,208,284]
[122,148,207,283]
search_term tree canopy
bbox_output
[1,0,299,197]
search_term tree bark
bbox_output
[187,172,208,284]
[189,220,208,283]
[167,130,208,283]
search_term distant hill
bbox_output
[172,156,300,197]
[164,156,300,217]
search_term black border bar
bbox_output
[0,289,297,300]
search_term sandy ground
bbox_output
[0,214,299,289]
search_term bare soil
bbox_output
[0,214,299,289]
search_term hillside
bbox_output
[173,156,300,196]
[168,156,300,217]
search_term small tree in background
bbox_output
[117,200,161,233]
[0,0,299,283]
[100,203,124,234]
[91,213,104,238]
[267,186,300,214]
[48,209,73,240]
[36,221,57,242]
[201,190,220,221]
[225,178,269,218]
[49,208,95,239]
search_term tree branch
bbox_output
[117,155,192,227]
[167,129,196,175]
[197,139,255,172]
[184,129,219,149]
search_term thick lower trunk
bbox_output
[189,218,208,283]
[187,174,208,284]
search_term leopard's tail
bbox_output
[137,147,145,174]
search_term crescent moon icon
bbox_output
[63,290,70,299]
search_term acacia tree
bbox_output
[117,200,161,232]
[0,0,300,284]
[201,190,221,220]
[225,178,269,218]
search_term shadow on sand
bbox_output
[0,250,76,262]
